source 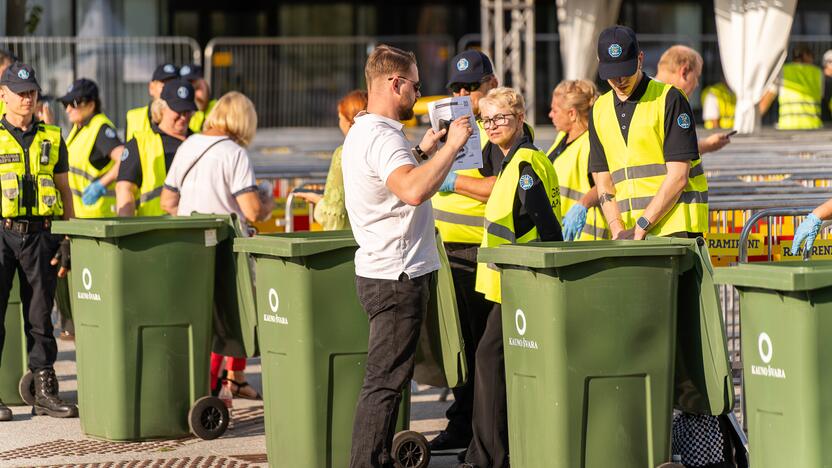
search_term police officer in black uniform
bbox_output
[0,63,77,421]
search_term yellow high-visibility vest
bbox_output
[125,105,151,141]
[778,63,823,130]
[131,129,168,216]
[0,122,64,217]
[547,131,609,240]
[701,83,736,130]
[188,99,217,133]
[66,113,117,218]
[591,80,709,236]
[475,145,561,303]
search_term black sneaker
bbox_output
[429,430,472,452]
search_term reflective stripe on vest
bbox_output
[778,63,823,130]
[67,113,118,218]
[125,105,151,141]
[189,99,217,133]
[701,83,735,130]
[432,119,490,244]
[591,80,709,236]
[475,146,561,303]
[547,131,609,241]
[0,124,63,217]
[132,130,167,216]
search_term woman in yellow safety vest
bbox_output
[466,87,563,468]
[115,79,195,216]
[60,78,125,219]
[546,79,609,241]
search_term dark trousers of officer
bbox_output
[465,302,508,468]
[350,272,431,468]
[0,227,60,371]
[443,243,490,436]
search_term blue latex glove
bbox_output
[791,213,823,255]
[439,172,457,193]
[82,180,107,206]
[561,204,588,241]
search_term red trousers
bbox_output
[210,353,246,385]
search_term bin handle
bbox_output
[285,182,325,233]
[738,207,816,263]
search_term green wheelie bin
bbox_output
[52,216,234,441]
[715,261,832,468]
[0,279,27,406]
[234,230,465,468]
[478,240,689,468]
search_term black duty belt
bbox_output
[2,218,52,234]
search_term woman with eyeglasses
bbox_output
[60,78,124,218]
[464,87,563,468]
[546,79,609,241]
[116,79,195,216]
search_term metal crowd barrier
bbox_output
[0,36,201,132]
[204,35,455,128]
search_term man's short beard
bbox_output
[398,107,415,121]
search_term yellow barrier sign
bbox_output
[778,240,832,261]
[705,233,765,256]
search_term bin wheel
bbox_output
[392,430,430,468]
[18,372,35,406]
[188,396,229,440]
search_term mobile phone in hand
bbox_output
[726,130,738,137]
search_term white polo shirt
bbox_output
[342,112,440,280]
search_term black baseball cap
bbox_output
[597,26,640,80]
[58,78,98,105]
[0,62,40,93]
[152,63,179,82]
[179,64,203,81]
[161,79,197,113]
[446,50,494,88]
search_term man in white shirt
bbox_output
[343,44,472,468]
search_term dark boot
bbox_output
[0,400,12,421]
[33,368,78,418]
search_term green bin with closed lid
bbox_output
[715,261,832,468]
[0,279,26,405]
[477,240,688,468]
[52,216,232,441]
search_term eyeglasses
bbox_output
[481,113,515,129]
[389,75,421,93]
[449,81,483,93]
[64,99,86,109]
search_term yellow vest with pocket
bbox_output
[0,123,64,218]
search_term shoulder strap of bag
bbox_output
[177,137,231,188]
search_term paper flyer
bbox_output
[426,96,483,170]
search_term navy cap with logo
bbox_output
[161,79,197,113]
[1,62,40,93]
[58,78,99,105]
[152,63,179,82]
[179,64,204,81]
[446,50,494,88]
[597,25,640,80]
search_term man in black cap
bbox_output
[179,64,216,133]
[0,62,77,421]
[116,79,195,217]
[125,63,179,141]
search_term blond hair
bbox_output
[657,45,703,75]
[204,91,258,147]
[553,79,598,125]
[478,87,525,116]
[364,44,417,91]
[150,98,167,124]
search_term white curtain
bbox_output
[556,0,623,81]
[715,0,797,133]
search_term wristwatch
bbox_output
[412,145,428,161]
[636,216,652,231]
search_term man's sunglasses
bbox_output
[449,81,484,94]
[389,75,422,93]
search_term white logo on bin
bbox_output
[508,308,538,350]
[751,331,786,379]
[76,267,101,302]
[263,288,288,325]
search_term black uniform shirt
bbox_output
[588,73,700,173]
[116,122,189,188]
[69,115,124,170]
[0,117,69,174]
[499,135,563,242]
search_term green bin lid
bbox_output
[233,230,357,258]
[52,216,228,238]
[478,240,688,269]
[714,261,832,291]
